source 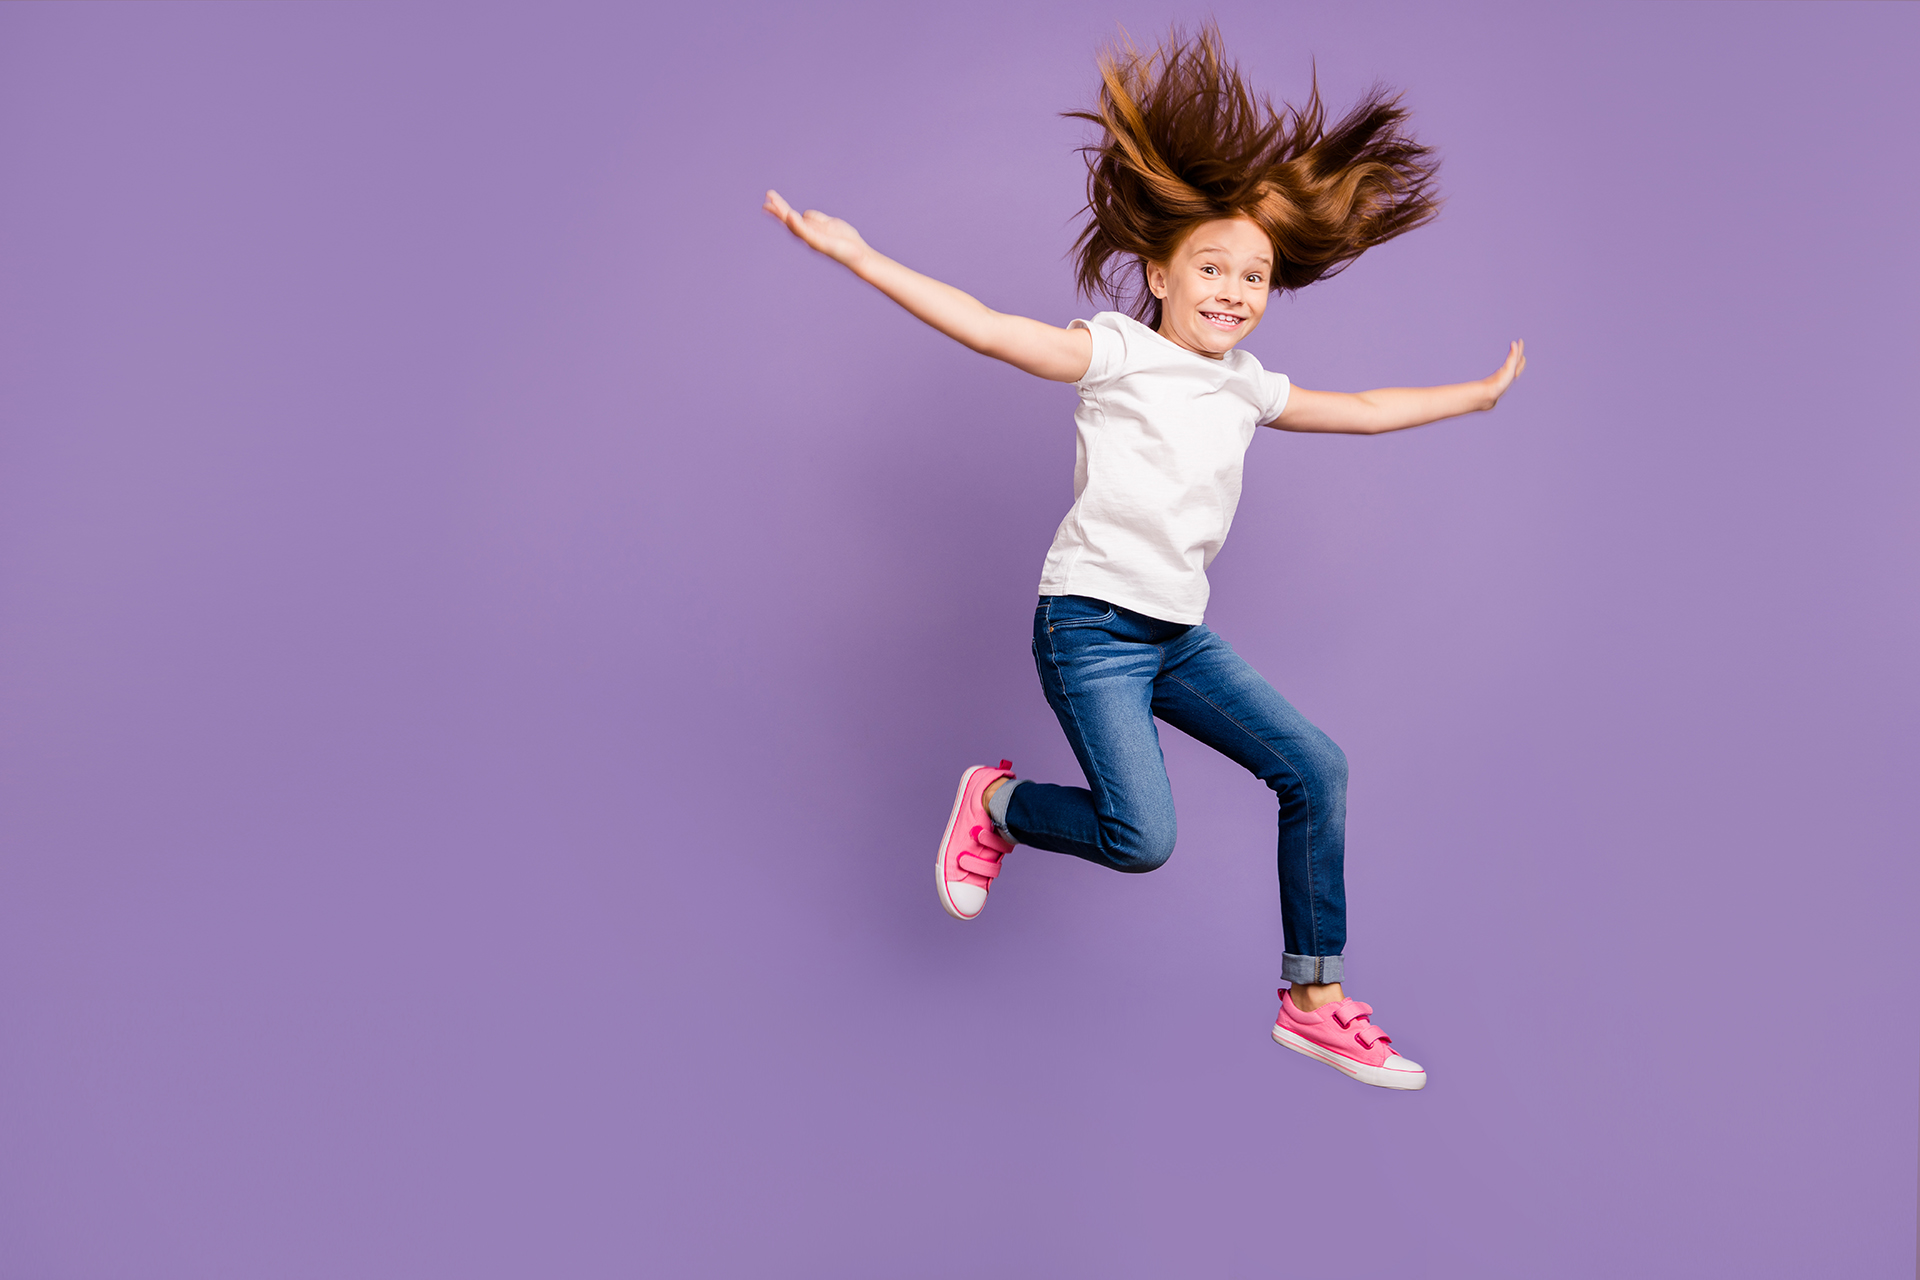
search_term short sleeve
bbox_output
[1069,314,1126,392]
[1257,369,1291,424]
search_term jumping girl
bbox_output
[764,26,1523,1090]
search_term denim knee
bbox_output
[1098,815,1177,873]
[1316,735,1349,796]
[1272,730,1348,803]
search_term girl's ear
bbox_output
[1144,260,1168,300]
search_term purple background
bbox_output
[2,3,1915,1276]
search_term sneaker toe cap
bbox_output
[945,881,987,918]
[1383,1052,1424,1076]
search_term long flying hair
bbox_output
[1067,24,1441,329]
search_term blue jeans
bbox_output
[1002,595,1348,985]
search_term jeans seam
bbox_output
[1004,801,1087,852]
[1040,610,1164,867]
[1040,613,1106,855]
[1165,671,1321,959]
[1046,599,1117,629]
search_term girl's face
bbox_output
[1145,216,1273,359]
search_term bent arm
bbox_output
[765,190,1092,383]
[1273,341,1526,435]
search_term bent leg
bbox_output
[1003,598,1179,873]
[1152,627,1349,982]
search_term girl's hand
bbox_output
[1483,339,1527,407]
[764,190,871,268]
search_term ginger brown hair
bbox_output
[1067,24,1441,329]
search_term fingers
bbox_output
[764,189,812,237]
[1484,340,1527,409]
[1500,339,1526,381]
[767,199,824,256]
[764,189,833,251]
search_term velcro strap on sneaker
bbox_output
[956,852,1002,879]
[1330,1000,1373,1029]
[1354,1024,1391,1050]
[970,823,1013,854]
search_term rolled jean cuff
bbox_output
[1282,953,1345,985]
[985,777,1023,844]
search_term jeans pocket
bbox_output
[1044,595,1118,630]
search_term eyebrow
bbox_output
[1193,245,1272,267]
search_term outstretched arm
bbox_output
[764,190,1093,383]
[1273,341,1527,434]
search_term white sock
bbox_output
[985,777,1023,843]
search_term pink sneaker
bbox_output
[1271,988,1426,1090]
[935,761,1016,920]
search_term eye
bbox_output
[1200,264,1217,275]
[1247,274,1263,285]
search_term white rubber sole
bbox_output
[1272,1025,1427,1090]
[935,765,987,921]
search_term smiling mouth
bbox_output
[1200,310,1245,329]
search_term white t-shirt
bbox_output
[1037,311,1291,625]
